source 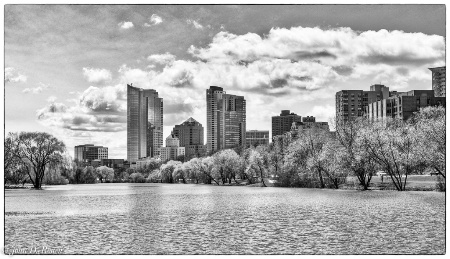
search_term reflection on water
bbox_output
[5,183,445,254]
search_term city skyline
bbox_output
[4,5,446,159]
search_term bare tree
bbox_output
[8,132,66,189]
[410,106,445,178]
[160,160,182,183]
[318,140,348,189]
[334,118,377,190]
[361,119,421,191]
[301,128,331,188]
[190,157,219,185]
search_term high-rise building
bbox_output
[429,66,446,97]
[160,132,185,162]
[74,144,108,163]
[127,84,163,163]
[206,86,246,153]
[173,117,204,147]
[365,90,446,122]
[272,110,302,138]
[335,84,389,122]
[173,117,207,159]
[246,130,270,147]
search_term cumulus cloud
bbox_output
[144,14,163,27]
[118,21,134,29]
[79,84,127,113]
[82,67,112,83]
[147,52,176,65]
[185,27,443,95]
[187,19,204,30]
[5,67,27,83]
[188,27,444,67]
[47,96,57,102]
[22,82,51,94]
[37,84,127,133]
[118,64,156,85]
[37,103,126,132]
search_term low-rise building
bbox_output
[185,145,207,160]
[160,132,185,162]
[101,159,125,169]
[135,157,154,169]
[246,130,270,147]
[74,144,108,164]
[365,90,446,122]
[291,116,330,132]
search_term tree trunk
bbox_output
[434,166,445,178]
[260,168,266,187]
[334,179,339,189]
[317,168,325,188]
[220,168,226,184]
[261,176,267,187]
[34,177,41,189]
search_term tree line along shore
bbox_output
[5,106,445,192]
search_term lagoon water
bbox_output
[5,183,445,254]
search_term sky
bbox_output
[4,4,446,159]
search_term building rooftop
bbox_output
[179,117,201,126]
[278,110,299,116]
[209,86,223,91]
[428,66,446,71]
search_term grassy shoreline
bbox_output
[4,175,442,191]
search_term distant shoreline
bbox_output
[5,175,441,192]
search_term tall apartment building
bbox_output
[246,130,270,147]
[365,90,446,122]
[272,110,302,138]
[206,86,246,153]
[127,84,163,163]
[173,117,207,159]
[74,144,108,163]
[160,132,185,162]
[335,84,389,122]
[429,66,446,97]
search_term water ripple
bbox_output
[5,183,445,254]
